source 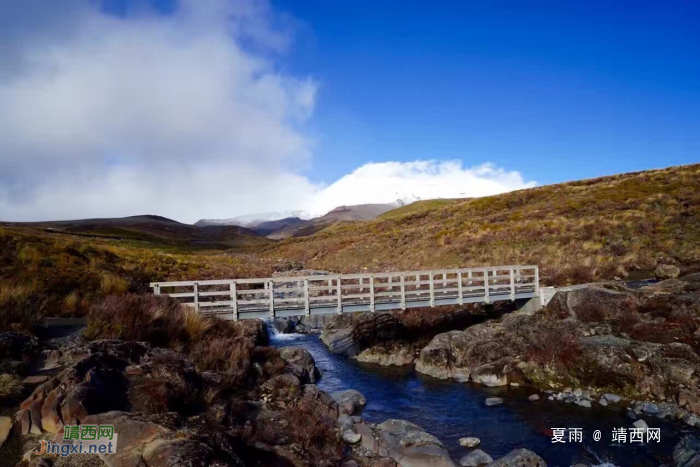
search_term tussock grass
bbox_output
[0,374,23,400]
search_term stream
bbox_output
[270,330,697,467]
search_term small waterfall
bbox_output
[264,318,302,342]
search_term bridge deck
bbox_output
[151,265,539,320]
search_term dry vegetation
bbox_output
[265,164,700,285]
[0,226,277,330]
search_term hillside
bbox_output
[271,203,400,239]
[5,215,269,249]
[265,164,700,285]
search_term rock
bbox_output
[356,341,416,366]
[355,422,380,454]
[682,413,699,427]
[485,398,503,406]
[372,458,398,467]
[528,394,540,402]
[260,374,301,401]
[0,416,11,449]
[575,400,591,408]
[459,449,493,466]
[572,388,583,397]
[603,393,622,403]
[337,414,354,432]
[28,400,43,434]
[674,436,700,467]
[40,389,64,433]
[331,389,367,416]
[321,312,403,357]
[279,347,318,383]
[19,409,30,434]
[375,419,455,467]
[458,437,480,448]
[22,375,49,385]
[627,410,637,420]
[342,461,360,467]
[599,398,608,406]
[342,430,362,444]
[142,438,214,467]
[488,448,547,466]
[656,264,680,280]
[633,419,649,430]
[300,384,339,420]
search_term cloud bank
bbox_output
[0,0,535,223]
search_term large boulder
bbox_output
[321,313,403,356]
[487,449,546,466]
[331,389,367,416]
[279,347,318,383]
[655,264,681,280]
[375,419,455,467]
[356,341,416,366]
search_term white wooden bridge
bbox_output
[150,265,540,320]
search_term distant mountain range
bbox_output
[195,202,404,239]
[3,201,410,247]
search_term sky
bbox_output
[1,0,698,223]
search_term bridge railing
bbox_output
[150,265,539,320]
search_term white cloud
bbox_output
[305,161,537,216]
[0,1,535,224]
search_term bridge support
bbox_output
[515,296,542,315]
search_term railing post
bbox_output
[269,280,274,319]
[510,268,515,300]
[457,271,463,305]
[400,274,406,310]
[534,266,540,296]
[484,271,490,304]
[230,281,238,321]
[193,282,199,311]
[369,275,375,312]
[429,272,435,307]
[153,284,161,295]
[304,279,310,317]
[337,277,342,313]
[468,269,472,286]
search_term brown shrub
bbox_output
[575,302,607,323]
[526,325,582,371]
[84,293,185,347]
[191,336,254,375]
[251,400,343,462]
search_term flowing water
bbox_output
[270,329,697,467]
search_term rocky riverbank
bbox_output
[313,273,700,464]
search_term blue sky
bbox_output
[272,0,700,185]
[1,0,698,222]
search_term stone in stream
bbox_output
[459,449,493,466]
[331,389,367,416]
[673,436,700,467]
[489,448,547,466]
[682,413,699,427]
[603,393,622,403]
[633,419,649,430]
[528,394,540,402]
[627,410,637,420]
[575,399,591,408]
[642,402,660,415]
[485,397,503,406]
[458,437,480,448]
[655,264,680,280]
[342,430,362,444]
[0,416,11,449]
[598,398,608,407]
[375,419,454,467]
